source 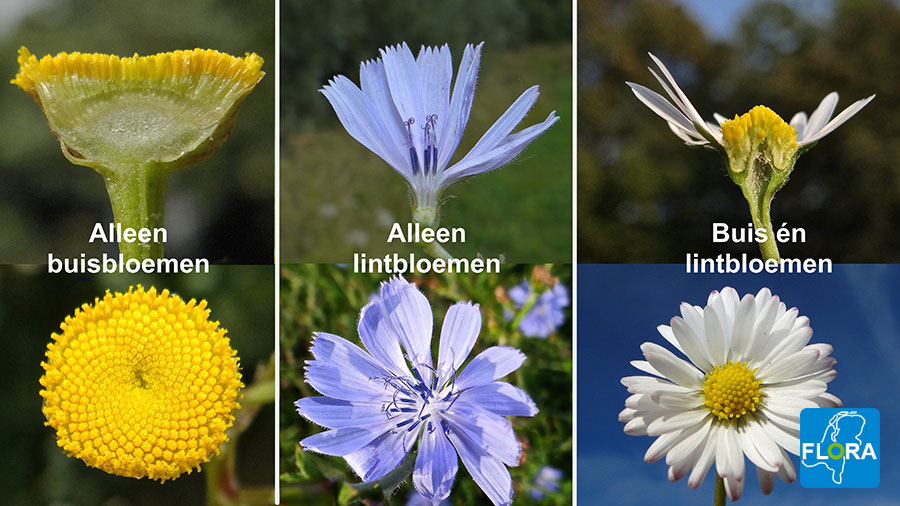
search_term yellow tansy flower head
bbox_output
[12,47,264,173]
[40,285,243,481]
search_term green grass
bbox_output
[280,43,572,263]
[279,265,572,505]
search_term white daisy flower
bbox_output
[619,287,840,501]
[626,53,873,260]
[627,53,874,175]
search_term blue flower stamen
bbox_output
[443,391,462,412]
[404,117,420,175]
[424,114,438,176]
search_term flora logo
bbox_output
[800,408,880,488]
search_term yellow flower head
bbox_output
[40,285,243,481]
[12,47,264,173]
[720,105,799,175]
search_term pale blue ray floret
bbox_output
[508,280,570,338]
[296,276,538,506]
[321,42,559,228]
[407,490,450,506]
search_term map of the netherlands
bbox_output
[800,408,880,488]
[801,410,866,484]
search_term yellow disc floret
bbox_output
[10,47,264,169]
[702,361,762,422]
[12,47,263,100]
[39,285,243,481]
[721,105,798,174]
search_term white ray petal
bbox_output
[789,111,808,137]
[627,82,700,136]
[802,91,839,142]
[687,424,718,488]
[646,408,708,436]
[647,53,723,145]
[668,121,710,146]
[800,94,875,145]
[641,342,705,388]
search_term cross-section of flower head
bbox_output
[627,53,873,176]
[296,276,538,506]
[619,287,840,500]
[627,53,873,260]
[321,42,558,226]
[12,47,264,173]
[507,280,570,338]
[40,285,243,481]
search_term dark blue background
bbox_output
[577,264,899,505]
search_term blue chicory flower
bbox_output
[321,42,558,225]
[508,280,570,338]
[529,466,564,499]
[296,276,538,506]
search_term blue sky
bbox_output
[578,265,900,505]
[670,0,834,40]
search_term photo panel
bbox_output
[578,0,895,263]
[578,264,899,505]
[280,0,572,264]
[0,0,275,264]
[0,265,275,504]
[279,265,572,505]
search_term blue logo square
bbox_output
[799,408,880,488]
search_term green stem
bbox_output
[746,196,780,261]
[412,206,455,260]
[510,289,541,333]
[102,164,168,260]
[714,475,726,506]
[419,240,454,260]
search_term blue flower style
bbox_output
[296,277,538,505]
[321,42,558,226]
[508,280,570,338]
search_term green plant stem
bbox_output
[102,164,168,260]
[714,475,726,506]
[510,290,541,333]
[747,198,780,261]
[419,240,454,260]
[205,360,276,506]
[412,208,455,260]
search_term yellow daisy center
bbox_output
[720,105,798,174]
[39,285,243,481]
[702,360,762,422]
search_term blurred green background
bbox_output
[280,265,572,505]
[579,0,900,262]
[0,266,275,506]
[0,0,274,264]
[280,0,572,264]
